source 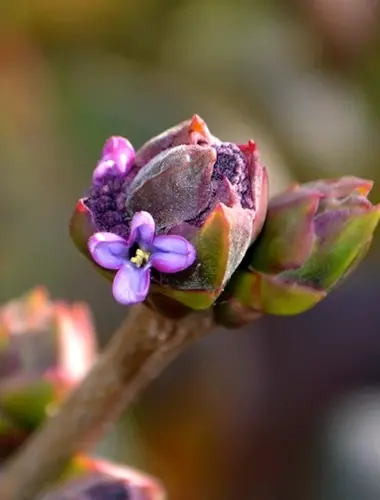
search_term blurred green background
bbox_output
[2,0,380,498]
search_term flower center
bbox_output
[130,247,150,268]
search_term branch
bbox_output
[0,304,215,500]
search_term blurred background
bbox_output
[1,0,380,498]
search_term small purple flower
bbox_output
[88,211,196,305]
[92,136,135,184]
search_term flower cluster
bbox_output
[71,115,268,311]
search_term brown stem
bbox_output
[0,304,215,500]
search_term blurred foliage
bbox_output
[1,0,380,499]
[0,288,164,499]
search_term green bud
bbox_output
[215,177,380,327]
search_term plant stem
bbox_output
[0,304,215,500]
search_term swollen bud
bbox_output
[70,116,268,312]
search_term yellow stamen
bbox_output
[130,248,150,268]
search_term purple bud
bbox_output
[72,117,268,311]
[92,136,135,184]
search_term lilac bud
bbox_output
[0,289,97,460]
[215,176,380,327]
[71,117,268,312]
[93,136,135,184]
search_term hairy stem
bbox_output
[0,304,215,500]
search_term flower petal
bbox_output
[128,211,155,247]
[92,136,135,183]
[112,263,151,305]
[88,232,129,270]
[151,235,196,273]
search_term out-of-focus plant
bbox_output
[0,287,96,460]
[0,287,164,499]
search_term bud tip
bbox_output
[189,114,209,142]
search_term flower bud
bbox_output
[215,177,380,327]
[70,117,268,312]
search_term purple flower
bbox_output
[92,136,135,184]
[88,211,196,305]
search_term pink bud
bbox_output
[93,136,135,183]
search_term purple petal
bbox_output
[128,211,155,247]
[112,262,151,305]
[151,235,196,273]
[88,232,129,270]
[128,145,215,229]
[102,136,134,158]
[92,158,116,183]
[92,136,135,183]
